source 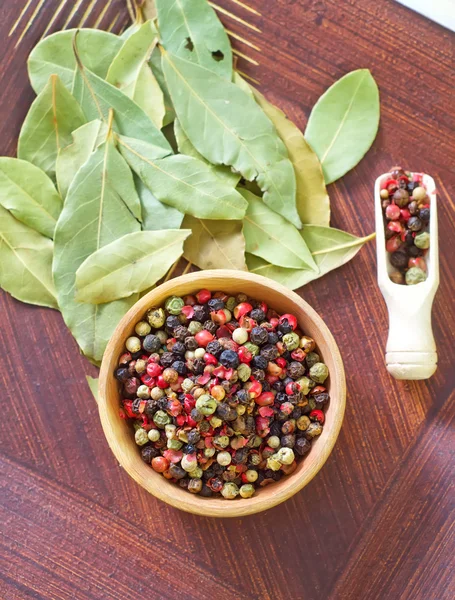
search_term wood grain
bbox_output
[0,0,454,598]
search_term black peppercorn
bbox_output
[393,189,409,207]
[190,408,204,422]
[251,368,265,381]
[215,403,237,421]
[192,305,209,322]
[291,407,303,420]
[408,245,422,258]
[115,366,129,382]
[187,430,201,444]
[144,399,158,417]
[277,319,293,334]
[250,326,269,346]
[287,361,305,379]
[203,320,218,335]
[267,332,279,345]
[208,298,224,311]
[236,389,250,405]
[171,360,187,375]
[160,352,175,368]
[173,325,189,341]
[295,437,311,456]
[141,446,159,463]
[183,443,196,454]
[390,250,408,269]
[272,380,285,392]
[281,434,296,448]
[419,207,430,222]
[184,336,198,350]
[251,355,268,370]
[313,393,330,408]
[260,344,279,361]
[261,381,271,392]
[123,377,140,397]
[169,464,186,479]
[219,349,240,369]
[200,484,213,497]
[206,340,223,357]
[172,341,186,355]
[179,478,190,489]
[250,308,266,322]
[143,334,161,353]
[408,216,422,231]
[191,358,205,374]
[165,315,180,332]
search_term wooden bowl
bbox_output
[99,270,346,517]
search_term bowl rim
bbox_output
[98,269,346,517]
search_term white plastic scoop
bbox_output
[375,172,439,380]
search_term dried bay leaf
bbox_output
[118,135,247,220]
[0,205,58,309]
[156,0,232,79]
[0,158,62,238]
[135,176,184,231]
[53,138,141,363]
[248,84,330,227]
[150,47,175,127]
[182,215,247,271]
[246,225,375,290]
[18,75,86,180]
[75,229,191,304]
[174,119,240,187]
[162,51,301,228]
[106,21,165,129]
[305,69,380,184]
[241,189,317,271]
[72,40,171,153]
[28,29,123,95]
[56,120,106,199]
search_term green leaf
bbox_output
[150,47,175,126]
[174,119,240,187]
[86,375,99,402]
[247,82,330,227]
[241,189,317,271]
[28,29,123,95]
[72,41,171,153]
[135,176,184,231]
[18,75,86,180]
[0,205,58,309]
[56,120,106,199]
[75,229,191,304]
[305,69,380,184]
[162,51,301,228]
[106,21,165,129]
[246,225,375,290]
[156,0,232,79]
[182,214,246,270]
[119,135,247,220]
[53,138,141,363]
[0,158,62,238]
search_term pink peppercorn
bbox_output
[196,289,211,304]
[195,330,214,347]
[386,236,402,253]
[385,204,401,220]
[234,302,253,320]
[255,392,275,406]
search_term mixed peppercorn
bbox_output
[381,167,431,285]
[115,290,330,499]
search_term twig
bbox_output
[182,261,193,275]
[163,258,180,282]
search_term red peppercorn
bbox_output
[258,406,274,417]
[181,305,194,319]
[276,357,287,369]
[151,456,170,473]
[408,257,427,271]
[211,309,227,326]
[146,362,162,377]
[246,379,262,398]
[176,415,187,426]
[258,301,268,314]
[184,294,197,305]
[119,352,132,365]
[234,302,253,320]
[385,204,401,220]
[270,317,279,329]
[386,236,402,253]
[239,315,257,331]
[238,346,253,363]
[204,352,218,365]
[285,381,301,395]
[255,392,275,406]
[310,409,325,424]
[156,375,168,389]
[195,330,215,347]
[291,348,306,362]
[162,450,183,464]
[400,208,411,221]
[387,221,403,234]
[196,289,211,304]
[310,386,326,395]
[279,314,297,330]
[212,365,226,379]
[279,402,294,415]
[140,373,155,387]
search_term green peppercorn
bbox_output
[181,454,198,472]
[304,422,323,439]
[135,320,151,337]
[297,415,311,431]
[239,484,255,498]
[134,359,147,375]
[136,384,150,399]
[309,362,329,384]
[267,435,280,449]
[237,363,252,382]
[306,352,320,368]
[405,267,427,285]
[249,453,261,466]
[266,456,282,471]
[148,429,160,442]
[276,447,295,465]
[221,482,239,499]
[167,439,183,450]
[125,336,141,353]
[209,416,223,429]
[232,327,249,345]
[243,342,259,356]
[296,376,314,395]
[217,451,232,466]
[146,307,165,328]
[189,467,203,479]
[153,410,171,428]
[135,428,149,446]
[150,386,164,400]
[214,434,230,448]
[283,332,300,351]
[188,478,203,493]
[414,231,430,249]
[245,469,258,482]
[188,321,203,335]
[226,296,236,312]
[165,296,185,315]
[196,395,218,415]
[155,330,167,344]
[204,447,216,458]
[412,186,427,202]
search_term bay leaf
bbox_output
[162,51,301,228]
[174,119,240,187]
[106,21,165,129]
[53,139,141,363]
[248,83,330,227]
[142,0,157,20]
[56,119,106,199]
[18,75,86,179]
[156,0,232,79]
[72,40,171,153]
[182,214,247,271]
[135,176,184,231]
[0,205,58,309]
[28,29,123,95]
[150,47,175,127]
[241,189,317,271]
[86,375,99,402]
[246,225,375,290]
[118,135,247,220]
[75,229,191,304]
[232,71,254,98]
[0,158,62,238]
[305,69,380,184]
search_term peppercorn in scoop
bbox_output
[380,167,430,285]
[115,290,330,499]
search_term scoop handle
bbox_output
[384,298,437,380]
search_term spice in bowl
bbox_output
[114,290,330,499]
[380,166,430,285]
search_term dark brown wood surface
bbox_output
[1,1,454,599]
